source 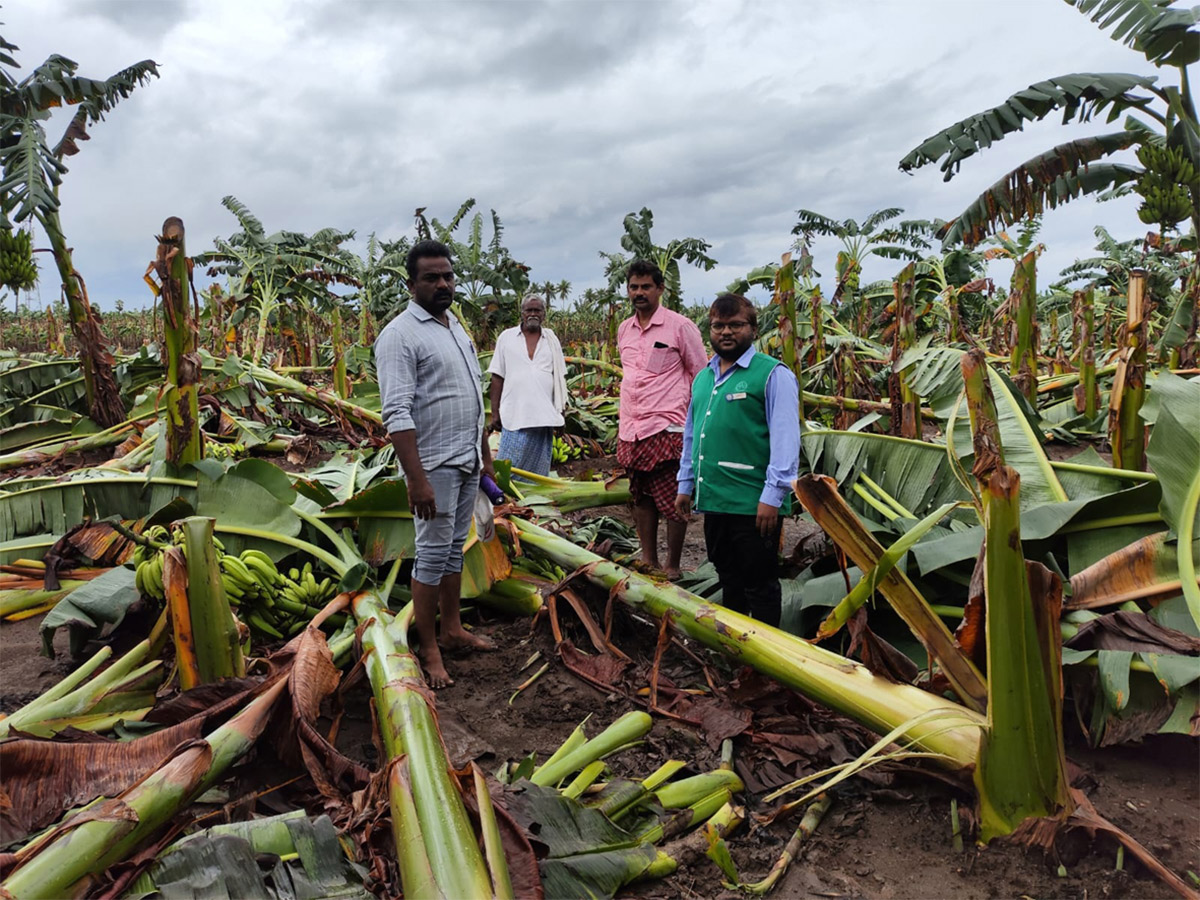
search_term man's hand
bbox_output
[482,458,496,484]
[490,413,502,433]
[674,493,693,518]
[409,476,437,520]
[756,502,779,537]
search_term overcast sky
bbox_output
[4,0,1158,313]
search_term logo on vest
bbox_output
[734,379,748,391]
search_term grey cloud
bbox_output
[72,0,185,40]
[3,0,1156,314]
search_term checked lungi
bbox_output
[497,426,554,477]
[616,430,686,522]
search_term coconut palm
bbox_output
[0,28,158,426]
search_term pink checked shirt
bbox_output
[617,304,708,441]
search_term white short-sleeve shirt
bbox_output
[488,326,565,430]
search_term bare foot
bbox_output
[441,629,498,654]
[417,645,454,688]
[664,568,682,581]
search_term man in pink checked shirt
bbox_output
[616,260,708,579]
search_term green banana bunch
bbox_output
[132,526,172,601]
[552,435,584,463]
[219,549,278,608]
[1136,142,1199,229]
[132,530,343,640]
[278,561,337,608]
[206,441,246,460]
[0,229,38,293]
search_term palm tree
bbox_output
[601,207,717,311]
[899,0,1199,248]
[0,29,158,426]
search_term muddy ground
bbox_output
[2,491,1198,899]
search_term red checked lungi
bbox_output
[616,430,686,522]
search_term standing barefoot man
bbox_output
[376,239,497,687]
[616,260,708,579]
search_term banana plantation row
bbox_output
[2,1,1199,897]
[1,208,1197,897]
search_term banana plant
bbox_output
[791,207,933,334]
[197,197,357,365]
[144,217,202,464]
[900,0,1200,247]
[600,206,717,312]
[415,199,532,345]
[0,28,159,427]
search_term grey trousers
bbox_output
[409,463,480,585]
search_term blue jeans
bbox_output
[409,463,479,585]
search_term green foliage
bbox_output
[39,565,139,657]
[0,33,158,229]
[899,1,1199,247]
[601,207,716,311]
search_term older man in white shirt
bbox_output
[488,295,568,476]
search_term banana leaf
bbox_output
[502,781,662,900]
[1049,445,1152,500]
[1144,375,1200,630]
[323,478,414,567]
[461,530,513,599]
[0,416,77,453]
[794,477,986,711]
[38,565,139,657]
[1070,532,1200,610]
[801,429,972,525]
[911,479,1163,577]
[0,474,198,543]
[0,534,57,566]
[0,679,286,899]
[193,460,303,556]
[126,813,371,900]
[1144,387,1200,536]
[904,347,1069,507]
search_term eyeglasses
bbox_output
[710,321,751,333]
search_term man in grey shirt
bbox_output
[376,239,497,687]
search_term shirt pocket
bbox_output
[645,344,677,375]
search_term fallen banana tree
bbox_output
[0,678,287,900]
[351,591,509,899]
[510,517,984,770]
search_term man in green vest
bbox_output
[674,293,800,627]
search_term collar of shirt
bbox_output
[407,302,444,325]
[709,346,756,383]
[629,303,669,332]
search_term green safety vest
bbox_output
[689,352,790,516]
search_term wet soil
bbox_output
[2,462,1197,899]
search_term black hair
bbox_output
[626,259,664,288]
[710,292,757,330]
[406,239,453,281]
